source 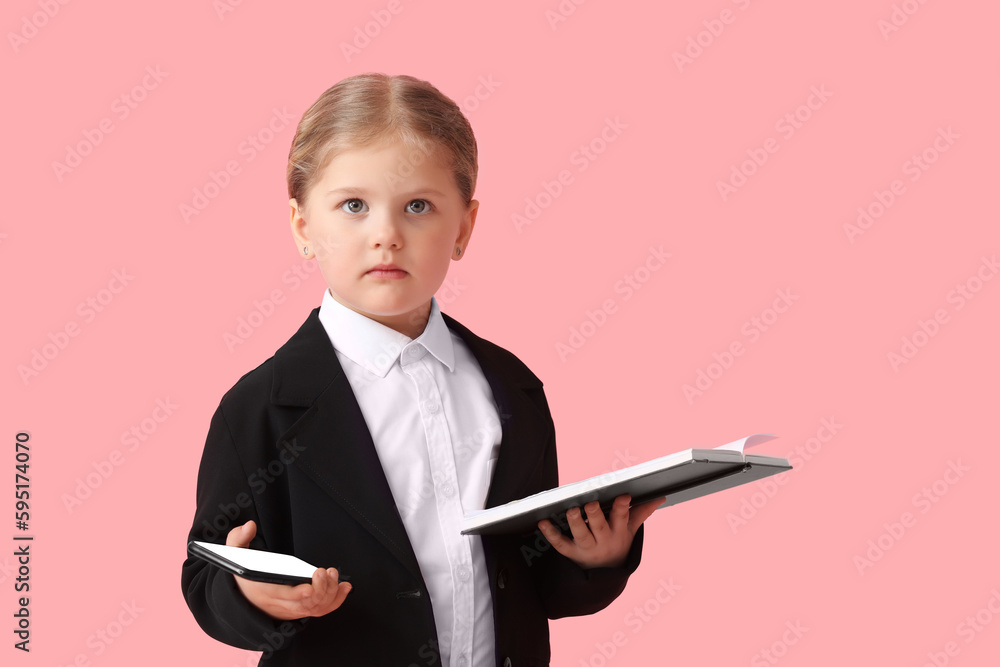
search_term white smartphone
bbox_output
[188,541,319,586]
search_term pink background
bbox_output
[4,0,999,664]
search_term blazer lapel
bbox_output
[270,309,423,581]
[440,314,552,510]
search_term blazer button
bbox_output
[496,569,507,590]
[502,658,512,667]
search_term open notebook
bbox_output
[461,434,791,536]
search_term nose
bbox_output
[370,207,403,250]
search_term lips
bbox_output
[366,263,407,279]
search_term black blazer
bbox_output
[181,307,643,666]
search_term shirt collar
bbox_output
[317,289,455,378]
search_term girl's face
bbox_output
[290,138,477,339]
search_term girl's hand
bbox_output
[225,521,352,620]
[537,494,663,570]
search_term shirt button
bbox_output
[455,655,469,667]
[424,400,440,414]
[439,483,455,497]
[457,565,471,581]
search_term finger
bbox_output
[275,582,328,618]
[565,506,596,547]
[627,497,665,534]
[606,495,632,534]
[307,583,352,617]
[270,593,317,618]
[305,568,327,607]
[225,520,256,547]
[233,576,310,619]
[583,501,612,540]
[259,580,312,603]
[331,580,353,608]
[537,519,574,554]
[319,573,352,614]
[304,572,351,617]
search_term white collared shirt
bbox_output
[317,289,501,667]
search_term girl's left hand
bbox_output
[537,494,663,570]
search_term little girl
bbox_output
[181,73,660,667]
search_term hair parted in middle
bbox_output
[286,73,479,210]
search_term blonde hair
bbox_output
[287,73,478,210]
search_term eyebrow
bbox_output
[324,187,448,198]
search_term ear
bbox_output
[289,198,311,256]
[454,199,479,259]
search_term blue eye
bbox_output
[340,199,367,214]
[407,199,432,214]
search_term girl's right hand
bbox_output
[225,520,352,620]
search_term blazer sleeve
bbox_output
[524,386,645,619]
[180,401,297,649]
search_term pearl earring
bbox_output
[303,247,309,255]
[455,247,462,257]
